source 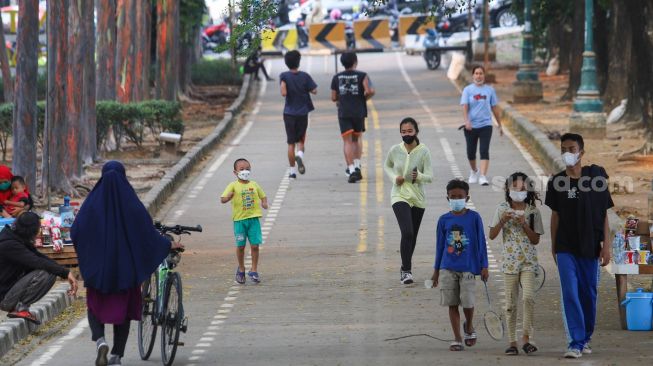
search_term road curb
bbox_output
[0,75,254,359]
[455,69,623,230]
[142,74,253,215]
[0,283,72,358]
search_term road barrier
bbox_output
[398,15,435,46]
[353,18,390,50]
[261,26,299,52]
[309,22,346,50]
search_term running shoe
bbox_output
[108,355,122,365]
[468,170,479,184]
[235,268,246,284]
[582,343,592,354]
[248,271,261,283]
[7,310,41,325]
[295,156,306,174]
[96,340,109,366]
[348,169,362,183]
[479,175,489,186]
[400,271,414,285]
[564,348,582,359]
[289,173,297,179]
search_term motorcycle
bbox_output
[342,13,355,49]
[296,13,309,48]
[422,28,441,70]
[202,23,229,52]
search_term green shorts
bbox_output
[233,217,262,247]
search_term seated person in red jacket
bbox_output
[2,176,30,218]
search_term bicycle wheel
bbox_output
[138,271,158,360]
[161,272,183,366]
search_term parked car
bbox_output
[489,0,519,28]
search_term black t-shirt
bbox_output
[545,165,614,258]
[331,70,368,119]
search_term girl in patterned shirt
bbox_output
[489,172,544,356]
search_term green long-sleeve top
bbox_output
[384,142,433,208]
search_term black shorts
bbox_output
[283,114,308,144]
[464,125,493,160]
[338,117,366,136]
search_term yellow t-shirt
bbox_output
[221,180,266,221]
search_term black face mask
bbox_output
[402,135,416,144]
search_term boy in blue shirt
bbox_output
[279,50,317,179]
[431,179,489,351]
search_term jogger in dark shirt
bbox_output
[331,52,375,183]
[545,133,613,359]
[280,51,317,179]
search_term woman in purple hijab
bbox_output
[72,161,182,366]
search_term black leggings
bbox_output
[464,126,493,160]
[88,311,131,357]
[392,202,425,272]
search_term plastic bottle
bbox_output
[59,196,75,244]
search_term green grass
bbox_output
[191,59,242,86]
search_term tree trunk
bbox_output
[133,0,150,101]
[44,0,72,194]
[12,0,39,189]
[562,0,584,101]
[555,16,573,74]
[80,0,96,164]
[603,0,632,111]
[116,0,136,103]
[627,0,653,130]
[156,0,179,101]
[0,9,13,103]
[96,0,117,101]
[144,1,152,99]
[65,0,83,180]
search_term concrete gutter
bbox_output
[0,283,72,358]
[0,75,253,359]
[454,69,623,231]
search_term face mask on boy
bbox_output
[237,170,251,181]
[448,199,467,212]
[561,152,580,167]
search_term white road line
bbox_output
[29,319,88,366]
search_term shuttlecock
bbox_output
[607,99,627,124]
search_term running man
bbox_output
[331,52,375,183]
[280,50,317,179]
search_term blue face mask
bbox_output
[0,182,10,191]
[448,198,467,212]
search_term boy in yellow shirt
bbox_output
[221,158,268,284]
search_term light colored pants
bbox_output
[504,271,535,343]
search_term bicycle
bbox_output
[138,222,202,366]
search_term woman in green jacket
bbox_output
[384,117,433,284]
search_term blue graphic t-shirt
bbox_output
[434,209,489,275]
[280,70,318,116]
[460,83,498,128]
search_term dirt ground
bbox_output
[487,68,652,221]
[29,84,241,208]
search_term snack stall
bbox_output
[606,217,653,330]
[34,197,79,267]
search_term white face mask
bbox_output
[561,152,580,167]
[237,170,251,180]
[509,190,528,202]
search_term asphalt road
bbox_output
[13,52,653,366]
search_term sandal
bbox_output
[522,342,538,354]
[505,346,519,355]
[463,321,477,347]
[449,341,464,351]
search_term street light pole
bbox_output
[569,0,606,138]
[513,0,542,103]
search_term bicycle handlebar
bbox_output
[154,222,203,235]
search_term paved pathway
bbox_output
[12,52,652,365]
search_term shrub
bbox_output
[191,59,242,86]
[0,99,184,155]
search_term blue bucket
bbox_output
[0,217,15,227]
[621,288,653,331]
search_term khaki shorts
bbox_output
[439,269,476,308]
